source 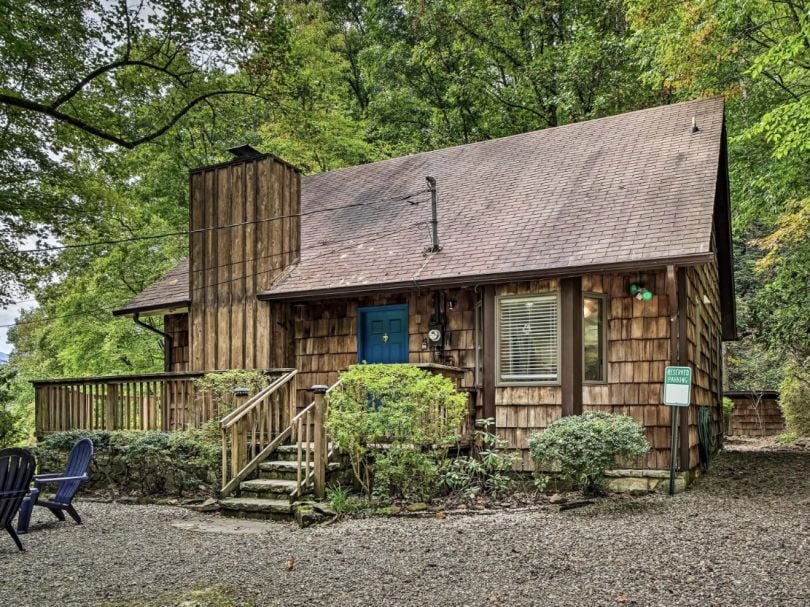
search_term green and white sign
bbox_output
[663,366,692,407]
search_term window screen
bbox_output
[497,295,559,383]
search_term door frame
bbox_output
[357,303,409,364]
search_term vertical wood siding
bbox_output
[165,313,190,372]
[189,157,300,371]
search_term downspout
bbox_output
[133,313,173,373]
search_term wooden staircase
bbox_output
[219,444,343,520]
[217,374,343,521]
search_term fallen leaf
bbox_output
[286,556,295,571]
[435,511,447,520]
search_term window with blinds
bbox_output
[497,294,559,384]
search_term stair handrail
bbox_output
[292,379,342,499]
[219,369,298,497]
[220,369,297,429]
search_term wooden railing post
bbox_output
[311,384,328,499]
[105,383,118,431]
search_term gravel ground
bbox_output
[1,446,808,607]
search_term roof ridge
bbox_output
[303,96,724,182]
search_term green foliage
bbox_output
[528,411,650,495]
[35,428,220,496]
[0,366,29,446]
[373,446,442,502]
[193,370,271,418]
[326,484,351,514]
[776,431,799,444]
[779,365,810,437]
[723,397,735,415]
[326,364,467,497]
[442,418,517,500]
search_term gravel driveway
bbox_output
[1,446,808,607]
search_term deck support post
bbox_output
[311,385,328,499]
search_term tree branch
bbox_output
[0,90,268,149]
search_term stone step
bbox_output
[219,497,293,521]
[239,478,298,500]
[272,444,335,461]
[258,459,343,480]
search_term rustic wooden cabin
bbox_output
[34,97,735,504]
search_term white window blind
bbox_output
[498,295,559,383]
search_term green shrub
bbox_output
[193,370,270,418]
[722,396,735,415]
[528,411,650,495]
[780,366,810,436]
[442,418,517,500]
[326,364,467,498]
[374,446,441,502]
[35,428,221,496]
[776,431,799,444]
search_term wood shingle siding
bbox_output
[289,290,477,409]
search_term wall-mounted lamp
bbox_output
[628,283,653,301]
[421,338,429,351]
[233,387,250,397]
[447,299,457,310]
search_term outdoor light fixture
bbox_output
[447,299,457,310]
[233,387,250,397]
[421,338,429,351]
[628,282,653,301]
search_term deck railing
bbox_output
[33,369,289,437]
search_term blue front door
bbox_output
[358,304,409,364]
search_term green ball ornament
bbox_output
[629,283,639,296]
[642,290,653,301]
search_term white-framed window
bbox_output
[496,293,560,385]
[583,294,607,384]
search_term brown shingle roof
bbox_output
[263,97,725,298]
[113,259,189,316]
[119,97,727,313]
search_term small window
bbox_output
[497,294,559,384]
[583,295,606,383]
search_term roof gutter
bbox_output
[133,313,172,373]
[258,252,716,302]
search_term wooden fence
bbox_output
[33,369,289,436]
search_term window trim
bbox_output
[495,292,561,387]
[582,292,608,385]
[474,297,483,388]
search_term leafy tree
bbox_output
[0,0,289,302]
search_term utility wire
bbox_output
[2,220,429,309]
[1,221,427,329]
[15,190,430,254]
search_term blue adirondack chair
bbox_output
[0,448,36,551]
[16,438,93,534]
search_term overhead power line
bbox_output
[0,221,427,329]
[15,189,429,254]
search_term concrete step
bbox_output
[219,497,293,521]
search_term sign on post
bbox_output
[663,366,692,407]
